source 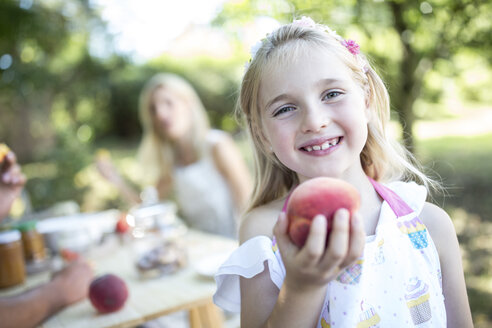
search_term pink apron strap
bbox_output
[369,178,413,217]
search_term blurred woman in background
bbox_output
[97,73,252,238]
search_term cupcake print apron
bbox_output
[315,179,447,327]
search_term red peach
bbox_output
[89,274,129,313]
[286,177,360,248]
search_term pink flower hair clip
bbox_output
[341,39,360,55]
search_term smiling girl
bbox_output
[213,17,472,327]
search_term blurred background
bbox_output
[0,0,491,325]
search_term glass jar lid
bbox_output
[0,230,21,244]
[14,220,38,232]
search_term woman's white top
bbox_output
[214,180,447,327]
[173,130,236,238]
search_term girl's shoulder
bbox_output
[420,202,455,249]
[238,197,285,244]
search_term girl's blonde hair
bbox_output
[238,19,435,211]
[138,73,210,186]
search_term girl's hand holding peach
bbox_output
[274,209,365,291]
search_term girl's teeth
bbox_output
[304,138,340,152]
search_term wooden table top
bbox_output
[0,229,238,328]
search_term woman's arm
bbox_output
[421,202,473,327]
[211,133,252,213]
[95,154,141,205]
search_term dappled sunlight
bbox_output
[22,162,58,180]
[75,163,125,212]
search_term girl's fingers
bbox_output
[320,208,350,270]
[298,214,327,265]
[339,211,365,268]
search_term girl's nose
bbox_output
[300,104,330,133]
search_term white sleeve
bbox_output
[213,235,285,313]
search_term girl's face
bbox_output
[259,47,369,183]
[151,86,193,141]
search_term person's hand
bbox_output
[51,259,94,307]
[273,209,365,292]
[0,147,27,220]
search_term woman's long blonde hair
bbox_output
[238,19,436,212]
[138,73,210,186]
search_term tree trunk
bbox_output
[389,1,420,153]
[395,92,416,152]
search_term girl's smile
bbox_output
[298,136,342,155]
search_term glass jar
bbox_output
[0,230,26,288]
[17,220,46,262]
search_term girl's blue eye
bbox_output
[323,91,342,100]
[273,106,295,117]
